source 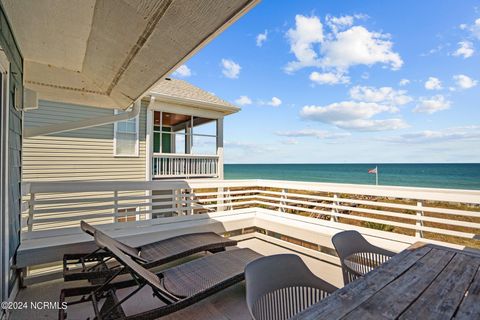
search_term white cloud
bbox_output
[256,30,268,47]
[453,74,478,90]
[349,85,412,106]
[172,64,192,77]
[276,129,350,139]
[235,95,252,106]
[285,15,402,74]
[267,97,282,107]
[453,41,474,58]
[325,14,368,33]
[466,18,480,39]
[320,26,403,72]
[301,101,391,122]
[300,101,406,131]
[383,126,480,143]
[309,71,350,85]
[325,15,354,33]
[413,95,451,114]
[285,15,324,72]
[334,118,408,131]
[221,59,241,79]
[424,77,442,90]
[399,79,410,86]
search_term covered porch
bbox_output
[146,77,241,180]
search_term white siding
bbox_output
[22,100,147,182]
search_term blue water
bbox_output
[224,164,480,190]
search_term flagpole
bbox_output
[376,166,378,186]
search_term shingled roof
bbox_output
[149,78,239,114]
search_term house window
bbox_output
[153,111,218,155]
[114,110,139,156]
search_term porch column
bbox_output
[216,117,224,179]
[216,117,224,211]
[145,108,153,219]
[185,117,192,154]
[146,109,153,180]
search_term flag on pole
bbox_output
[368,166,379,185]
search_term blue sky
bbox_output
[171,0,480,164]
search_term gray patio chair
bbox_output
[332,230,395,285]
[245,254,337,320]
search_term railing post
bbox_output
[331,194,339,222]
[113,190,119,222]
[187,189,193,215]
[217,187,225,212]
[279,189,288,213]
[225,187,233,211]
[172,189,183,216]
[28,192,35,232]
[416,201,424,238]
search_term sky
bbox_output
[170,0,480,164]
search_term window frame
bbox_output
[153,112,218,156]
[113,110,140,157]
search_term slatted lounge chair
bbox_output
[63,221,237,282]
[245,254,337,320]
[332,230,395,285]
[59,230,262,320]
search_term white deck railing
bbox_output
[152,153,219,178]
[21,179,480,247]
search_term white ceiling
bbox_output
[2,0,259,109]
[2,0,95,71]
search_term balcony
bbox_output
[152,153,220,179]
[13,179,480,319]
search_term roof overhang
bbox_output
[148,92,240,116]
[2,0,259,109]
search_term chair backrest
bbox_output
[245,254,337,320]
[332,230,395,285]
[81,220,141,259]
[94,230,162,290]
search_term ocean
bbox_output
[224,163,480,190]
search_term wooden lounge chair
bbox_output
[63,221,237,282]
[59,230,262,320]
[332,230,395,285]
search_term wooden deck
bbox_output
[296,242,480,320]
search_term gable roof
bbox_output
[149,78,240,115]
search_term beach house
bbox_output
[1,1,480,319]
[23,78,238,182]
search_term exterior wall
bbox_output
[23,100,147,182]
[0,1,23,305]
[22,101,149,229]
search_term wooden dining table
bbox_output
[295,242,480,320]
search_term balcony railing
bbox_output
[152,153,219,178]
[22,179,480,249]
